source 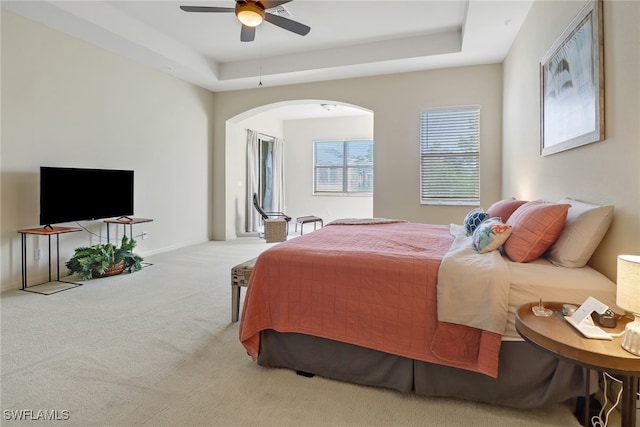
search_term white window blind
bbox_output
[314,140,373,194]
[420,107,480,205]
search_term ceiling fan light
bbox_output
[236,3,264,27]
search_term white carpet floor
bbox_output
[1,237,592,426]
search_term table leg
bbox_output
[232,284,241,322]
[47,235,52,283]
[621,375,638,427]
[584,368,591,427]
[55,234,60,281]
[21,233,27,290]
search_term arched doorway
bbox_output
[226,100,374,238]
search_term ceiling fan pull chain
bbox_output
[258,48,263,87]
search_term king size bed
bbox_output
[238,198,618,409]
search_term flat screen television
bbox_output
[40,167,134,226]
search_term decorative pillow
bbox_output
[486,198,528,223]
[547,198,614,268]
[463,208,489,235]
[503,200,570,263]
[473,217,513,254]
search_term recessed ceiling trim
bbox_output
[219,29,462,81]
[2,0,534,92]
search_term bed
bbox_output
[239,198,618,408]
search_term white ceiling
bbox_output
[3,0,534,92]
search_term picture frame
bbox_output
[540,0,604,156]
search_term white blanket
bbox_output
[436,224,511,335]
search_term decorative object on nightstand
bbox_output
[532,298,553,317]
[617,255,640,356]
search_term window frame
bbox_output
[419,105,481,206]
[313,139,374,195]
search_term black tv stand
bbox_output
[43,224,55,230]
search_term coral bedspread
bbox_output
[239,222,503,377]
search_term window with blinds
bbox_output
[419,106,480,205]
[314,139,373,194]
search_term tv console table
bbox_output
[103,217,153,243]
[17,226,83,294]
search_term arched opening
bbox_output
[226,100,374,238]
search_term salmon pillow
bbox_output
[486,198,528,223]
[503,201,570,263]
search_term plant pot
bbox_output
[92,261,126,278]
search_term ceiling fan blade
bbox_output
[240,25,256,42]
[264,13,310,36]
[259,0,293,9]
[179,6,235,13]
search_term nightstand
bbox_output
[516,301,640,427]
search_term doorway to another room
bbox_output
[258,134,275,213]
[228,100,374,239]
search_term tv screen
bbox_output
[40,167,134,226]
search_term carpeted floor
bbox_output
[1,237,589,426]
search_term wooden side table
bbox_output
[516,301,640,427]
[17,226,83,294]
[103,217,153,243]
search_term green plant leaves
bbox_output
[65,237,143,280]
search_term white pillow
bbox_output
[547,198,614,268]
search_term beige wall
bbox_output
[503,0,640,280]
[283,115,374,225]
[213,64,504,240]
[1,11,214,291]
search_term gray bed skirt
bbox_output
[258,330,595,409]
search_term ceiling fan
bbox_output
[180,0,311,42]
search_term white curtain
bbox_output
[245,129,259,232]
[271,137,285,213]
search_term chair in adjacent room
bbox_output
[252,193,292,237]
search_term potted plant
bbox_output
[66,235,143,280]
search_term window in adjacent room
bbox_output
[314,139,373,194]
[419,106,480,205]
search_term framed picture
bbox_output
[540,0,604,156]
